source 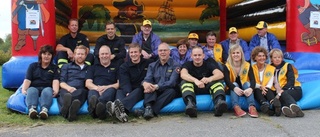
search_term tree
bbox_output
[196,0,220,24]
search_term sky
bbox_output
[0,1,12,39]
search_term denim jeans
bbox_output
[230,82,255,108]
[25,87,53,110]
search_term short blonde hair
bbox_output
[269,48,283,59]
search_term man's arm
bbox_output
[209,68,224,82]
[180,68,198,83]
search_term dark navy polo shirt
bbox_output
[85,62,119,86]
[58,33,89,52]
[25,62,59,87]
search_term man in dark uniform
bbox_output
[86,45,128,122]
[58,45,89,122]
[56,18,94,68]
[116,43,153,114]
[141,42,180,120]
[180,47,227,118]
[94,21,126,65]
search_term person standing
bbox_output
[141,42,180,120]
[22,45,59,120]
[116,43,153,115]
[58,45,89,122]
[180,47,227,118]
[132,19,161,61]
[86,45,128,122]
[56,18,94,68]
[94,21,126,65]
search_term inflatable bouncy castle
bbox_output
[4,0,320,115]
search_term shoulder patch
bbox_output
[175,67,181,73]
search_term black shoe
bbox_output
[114,99,128,122]
[290,104,304,117]
[60,93,72,118]
[260,102,269,113]
[88,95,97,118]
[96,102,106,120]
[68,99,81,122]
[134,109,145,117]
[273,98,281,116]
[185,99,197,118]
[143,106,154,120]
[214,100,227,117]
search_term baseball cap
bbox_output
[188,33,199,39]
[256,21,268,29]
[229,27,237,34]
[143,20,152,26]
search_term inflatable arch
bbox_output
[5,0,320,115]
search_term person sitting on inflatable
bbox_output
[269,49,304,118]
[223,45,258,118]
[21,45,59,120]
[180,47,227,118]
[251,47,281,116]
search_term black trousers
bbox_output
[254,88,275,104]
[280,86,303,107]
[117,87,144,111]
[87,88,117,104]
[58,88,88,108]
[143,88,176,115]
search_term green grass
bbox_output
[0,66,124,127]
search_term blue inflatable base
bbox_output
[8,80,320,115]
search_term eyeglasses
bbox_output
[158,49,169,52]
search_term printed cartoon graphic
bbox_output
[196,0,219,24]
[156,0,176,25]
[298,0,320,46]
[78,4,111,31]
[113,0,145,43]
[12,0,50,51]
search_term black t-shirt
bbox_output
[58,33,89,52]
[182,60,217,80]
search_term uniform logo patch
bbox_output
[242,68,248,75]
[175,67,181,73]
[48,70,54,73]
[110,68,115,70]
[167,69,172,73]
[265,71,272,77]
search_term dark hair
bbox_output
[251,46,268,61]
[38,45,54,64]
[206,31,216,38]
[128,43,142,53]
[176,39,189,49]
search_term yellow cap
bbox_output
[256,21,268,29]
[143,20,152,26]
[188,33,199,39]
[229,27,237,34]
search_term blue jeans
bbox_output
[230,82,255,108]
[25,87,53,110]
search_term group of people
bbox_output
[21,18,304,122]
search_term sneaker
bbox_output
[248,106,259,118]
[272,98,281,116]
[96,102,106,120]
[88,95,97,118]
[106,101,113,117]
[214,100,227,116]
[290,104,304,117]
[282,106,296,118]
[68,99,81,122]
[114,99,128,122]
[60,93,72,118]
[28,107,38,119]
[39,107,48,120]
[233,105,246,117]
